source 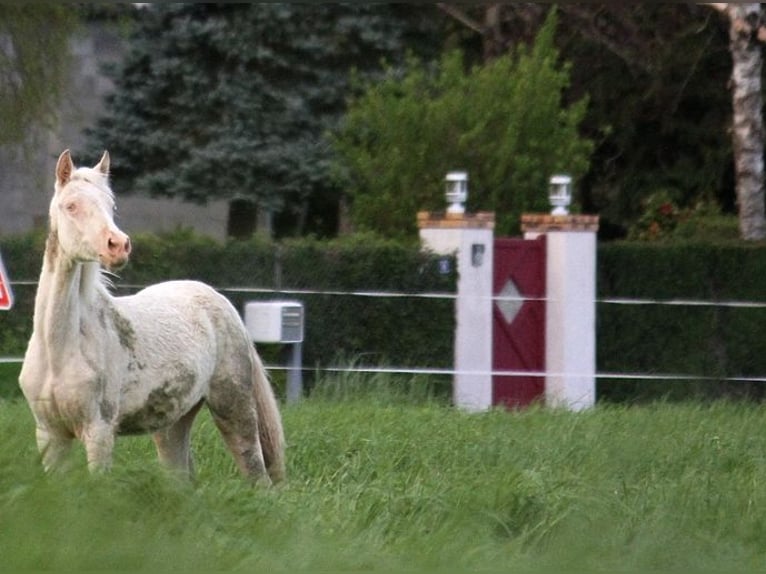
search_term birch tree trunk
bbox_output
[712,3,766,240]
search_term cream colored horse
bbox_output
[19,150,285,484]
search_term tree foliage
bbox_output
[555,4,734,236]
[438,5,738,238]
[333,11,593,237]
[0,4,77,146]
[86,4,443,237]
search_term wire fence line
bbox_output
[260,366,766,386]
[11,279,766,309]
[4,280,766,385]
[0,356,763,386]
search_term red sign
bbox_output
[0,252,13,310]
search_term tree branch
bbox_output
[436,3,486,35]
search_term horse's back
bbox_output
[123,279,229,309]
[120,280,239,325]
[114,279,250,369]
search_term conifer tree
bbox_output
[88,4,442,237]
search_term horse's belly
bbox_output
[117,374,206,435]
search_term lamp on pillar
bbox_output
[548,174,572,216]
[445,171,468,215]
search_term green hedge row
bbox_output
[597,241,766,401]
[0,230,457,396]
[4,230,766,402]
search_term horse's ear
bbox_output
[95,150,110,176]
[55,149,73,189]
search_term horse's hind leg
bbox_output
[36,427,73,472]
[152,401,203,477]
[207,388,270,484]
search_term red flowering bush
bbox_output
[628,191,684,240]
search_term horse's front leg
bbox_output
[36,427,74,472]
[81,420,115,473]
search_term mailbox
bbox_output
[244,300,305,403]
[244,301,304,344]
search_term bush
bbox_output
[0,230,457,390]
[332,9,593,237]
[597,240,766,402]
[628,193,740,243]
[6,226,766,404]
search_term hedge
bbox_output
[0,230,457,397]
[5,229,766,402]
[597,241,766,401]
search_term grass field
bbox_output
[2,376,766,571]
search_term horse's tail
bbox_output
[251,346,286,483]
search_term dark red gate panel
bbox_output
[492,237,546,408]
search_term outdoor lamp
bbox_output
[549,174,572,216]
[445,171,468,214]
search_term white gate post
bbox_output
[418,211,495,411]
[522,214,599,411]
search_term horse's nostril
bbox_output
[108,234,130,255]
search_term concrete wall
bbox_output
[0,21,228,241]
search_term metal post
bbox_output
[286,342,303,403]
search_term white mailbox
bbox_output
[244,300,304,344]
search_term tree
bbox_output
[707,3,766,241]
[333,11,593,237]
[87,4,443,238]
[436,3,547,61]
[557,4,734,237]
[438,4,740,239]
[0,4,77,147]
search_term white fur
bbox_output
[19,150,285,483]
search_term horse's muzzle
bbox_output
[102,232,131,270]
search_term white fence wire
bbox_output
[3,280,766,385]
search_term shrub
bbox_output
[5,227,766,404]
[332,9,593,237]
[0,230,456,385]
[597,241,766,402]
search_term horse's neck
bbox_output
[34,234,107,357]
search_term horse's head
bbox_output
[50,149,131,271]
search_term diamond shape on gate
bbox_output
[496,278,524,324]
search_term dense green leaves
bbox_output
[0,231,456,374]
[597,241,766,401]
[87,4,443,236]
[556,4,734,232]
[333,11,593,237]
[6,228,766,402]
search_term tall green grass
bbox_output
[2,375,766,570]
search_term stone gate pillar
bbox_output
[522,214,599,411]
[418,211,495,411]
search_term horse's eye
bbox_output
[65,202,78,213]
